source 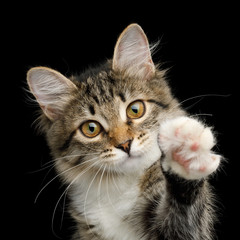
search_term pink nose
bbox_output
[116,139,132,155]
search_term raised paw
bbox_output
[158,116,221,180]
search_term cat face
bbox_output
[27,24,183,182]
[61,73,163,176]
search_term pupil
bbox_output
[132,105,139,114]
[89,123,96,133]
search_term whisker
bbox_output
[51,174,79,238]
[111,166,123,195]
[32,152,100,172]
[27,162,55,174]
[60,188,68,230]
[106,166,124,219]
[54,152,100,162]
[172,93,230,112]
[34,156,100,203]
[150,93,230,132]
[40,164,57,186]
[83,164,104,231]
[97,165,107,214]
[98,165,107,197]
[51,159,102,237]
[190,113,213,118]
[184,97,204,111]
[178,93,230,106]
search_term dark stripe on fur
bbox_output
[162,166,205,205]
[119,92,126,102]
[59,131,75,151]
[89,105,95,115]
[72,156,84,166]
[93,95,100,105]
[107,75,116,84]
[109,88,114,98]
[85,84,91,95]
[141,194,162,239]
[147,99,169,109]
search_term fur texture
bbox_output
[27,24,221,239]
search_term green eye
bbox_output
[81,121,102,138]
[126,100,145,119]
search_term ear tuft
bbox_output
[27,67,77,121]
[113,24,155,80]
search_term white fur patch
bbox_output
[72,174,141,240]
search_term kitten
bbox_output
[27,24,221,240]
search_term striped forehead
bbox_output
[83,77,114,104]
[82,74,128,106]
[78,73,134,125]
[87,90,128,122]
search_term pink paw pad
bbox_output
[199,166,207,172]
[172,151,191,168]
[190,142,199,151]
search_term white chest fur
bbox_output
[71,174,141,240]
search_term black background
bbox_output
[4,2,238,239]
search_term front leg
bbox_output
[155,116,221,239]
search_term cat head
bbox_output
[27,24,183,182]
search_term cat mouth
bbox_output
[127,154,142,161]
[124,151,143,160]
[115,152,149,171]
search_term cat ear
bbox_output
[27,67,77,121]
[113,24,155,80]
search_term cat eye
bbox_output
[80,121,102,138]
[126,100,145,119]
